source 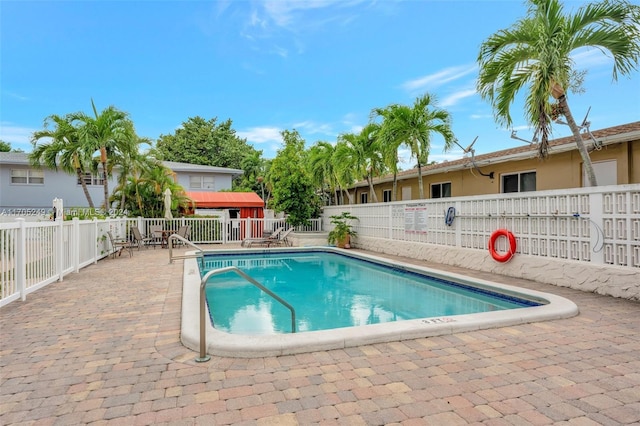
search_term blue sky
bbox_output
[2,0,639,168]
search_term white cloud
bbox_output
[571,47,614,69]
[236,126,283,144]
[401,64,477,93]
[291,120,333,135]
[440,88,477,108]
[0,122,36,151]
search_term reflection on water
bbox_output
[203,252,535,335]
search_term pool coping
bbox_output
[181,247,579,358]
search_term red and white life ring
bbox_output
[489,229,516,262]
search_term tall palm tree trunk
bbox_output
[558,96,598,186]
[76,168,95,208]
[392,172,398,201]
[416,161,425,199]
[367,173,378,202]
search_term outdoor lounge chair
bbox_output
[131,226,154,250]
[274,227,294,247]
[241,227,284,248]
[107,231,135,258]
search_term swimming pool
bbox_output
[181,247,579,357]
[201,251,539,334]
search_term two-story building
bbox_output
[346,122,640,204]
[0,152,245,214]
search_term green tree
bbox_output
[30,114,96,208]
[332,139,356,205]
[110,128,153,210]
[236,150,269,200]
[477,0,640,187]
[0,140,24,152]
[71,100,135,208]
[374,94,454,199]
[373,107,405,202]
[155,116,259,170]
[268,130,319,226]
[308,141,339,205]
[111,163,190,217]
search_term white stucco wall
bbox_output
[353,236,640,301]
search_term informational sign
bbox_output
[404,203,428,233]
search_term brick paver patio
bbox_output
[1,245,639,425]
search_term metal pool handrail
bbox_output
[168,234,204,269]
[197,266,297,362]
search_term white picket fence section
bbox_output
[0,218,128,307]
[323,184,640,269]
[0,217,320,307]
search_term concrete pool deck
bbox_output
[183,247,579,358]
[1,244,639,425]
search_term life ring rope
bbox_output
[489,229,516,262]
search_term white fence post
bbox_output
[73,218,80,273]
[93,218,99,264]
[15,218,26,301]
[454,200,462,247]
[57,219,65,281]
[590,192,604,265]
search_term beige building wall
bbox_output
[351,138,639,204]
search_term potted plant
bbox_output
[328,212,358,248]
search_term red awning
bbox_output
[186,191,265,208]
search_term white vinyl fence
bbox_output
[323,184,640,269]
[0,216,321,307]
[0,218,128,307]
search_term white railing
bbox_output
[0,216,322,307]
[125,217,322,244]
[0,218,128,307]
[323,184,640,269]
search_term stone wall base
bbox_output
[354,236,640,301]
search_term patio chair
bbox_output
[131,226,154,250]
[149,225,163,247]
[241,227,284,248]
[171,225,191,246]
[274,227,294,247]
[107,231,135,258]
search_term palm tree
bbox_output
[71,100,134,208]
[375,94,455,199]
[331,140,356,205]
[477,0,640,187]
[372,107,404,201]
[30,114,96,208]
[109,125,152,210]
[308,141,339,205]
[359,123,386,203]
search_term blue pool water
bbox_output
[201,251,540,335]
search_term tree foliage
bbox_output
[154,116,259,171]
[268,130,321,227]
[110,162,190,217]
[477,0,640,186]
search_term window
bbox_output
[401,186,412,201]
[11,169,44,184]
[190,175,215,190]
[360,192,368,204]
[502,171,536,193]
[583,160,617,187]
[77,172,105,186]
[431,182,451,198]
[383,189,392,203]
